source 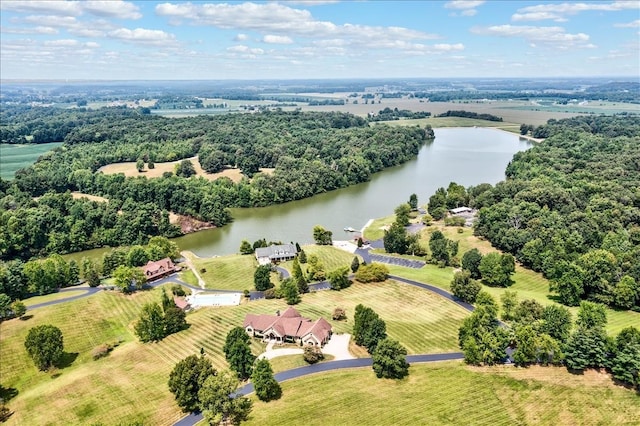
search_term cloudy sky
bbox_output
[1,0,638,80]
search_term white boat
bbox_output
[344,226,356,232]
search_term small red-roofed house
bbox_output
[243,307,332,347]
[142,258,177,281]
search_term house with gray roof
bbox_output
[255,244,297,265]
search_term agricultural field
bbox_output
[186,251,258,291]
[245,361,640,426]
[0,142,62,180]
[0,277,469,425]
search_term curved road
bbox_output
[173,352,464,426]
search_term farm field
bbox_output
[0,277,469,425]
[97,155,276,183]
[0,142,62,180]
[245,361,640,426]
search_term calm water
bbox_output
[175,128,532,257]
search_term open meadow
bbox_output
[246,361,640,426]
[0,143,62,180]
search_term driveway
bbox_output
[322,333,355,360]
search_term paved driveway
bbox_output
[322,333,355,360]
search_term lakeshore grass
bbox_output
[0,142,63,180]
[245,361,640,426]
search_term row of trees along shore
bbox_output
[425,115,640,311]
[0,109,432,261]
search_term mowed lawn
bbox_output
[190,253,258,291]
[245,361,640,426]
[0,278,468,425]
[386,224,640,334]
[0,142,63,180]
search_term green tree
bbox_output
[164,306,188,335]
[306,255,326,281]
[613,275,638,309]
[354,263,389,283]
[576,301,607,329]
[539,305,572,341]
[134,303,165,343]
[11,300,26,319]
[564,326,609,371]
[168,354,215,412]
[239,240,253,255]
[126,245,149,267]
[147,236,180,260]
[161,287,173,312]
[252,359,282,402]
[0,293,11,320]
[350,256,360,273]
[136,159,145,172]
[610,327,640,389]
[298,249,307,264]
[383,221,410,254]
[280,278,301,305]
[408,193,418,210]
[479,252,514,287]
[253,265,273,291]
[372,338,409,379]
[24,324,64,371]
[450,270,481,303]
[514,299,544,323]
[328,266,350,291]
[113,265,147,293]
[500,290,518,321]
[461,248,483,279]
[312,225,333,245]
[223,327,255,381]
[553,263,585,306]
[394,203,411,226]
[353,304,387,353]
[303,345,324,364]
[81,257,101,287]
[198,370,252,425]
[175,159,196,178]
[512,324,539,366]
[291,258,307,293]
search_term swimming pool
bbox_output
[188,292,242,307]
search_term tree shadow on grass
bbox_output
[19,314,33,321]
[56,352,79,370]
[0,385,18,402]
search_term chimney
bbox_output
[276,310,280,316]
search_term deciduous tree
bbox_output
[450,270,481,303]
[24,324,64,371]
[168,354,215,412]
[253,265,273,291]
[252,359,281,402]
[198,370,252,425]
[134,303,165,343]
[372,338,409,379]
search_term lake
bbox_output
[174,127,532,257]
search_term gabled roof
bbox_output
[255,244,297,259]
[243,308,331,342]
[143,257,175,277]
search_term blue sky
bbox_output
[1,0,638,80]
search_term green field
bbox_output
[376,116,522,133]
[188,252,258,291]
[22,290,89,307]
[0,143,63,179]
[245,361,640,426]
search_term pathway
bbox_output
[180,251,206,289]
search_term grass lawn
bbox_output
[378,116,521,130]
[191,253,258,291]
[0,142,63,180]
[0,277,467,425]
[362,213,397,241]
[245,361,640,426]
[385,222,640,335]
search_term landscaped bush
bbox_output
[355,264,389,283]
[264,288,277,299]
[171,284,190,297]
[333,307,347,321]
[92,344,111,360]
[444,216,466,227]
[303,345,324,364]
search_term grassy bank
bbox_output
[246,361,640,426]
[0,142,63,180]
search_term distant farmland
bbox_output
[0,142,62,179]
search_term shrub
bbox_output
[171,285,187,297]
[243,289,250,298]
[355,264,389,283]
[333,307,347,321]
[92,344,111,360]
[264,288,277,299]
[200,268,207,274]
[303,345,324,364]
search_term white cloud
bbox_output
[472,25,594,49]
[109,28,178,46]
[226,45,264,55]
[512,1,639,22]
[433,43,465,51]
[614,19,640,28]
[444,1,485,17]
[82,1,142,20]
[0,0,141,19]
[155,2,436,41]
[262,35,294,44]
[1,25,58,35]
[234,33,249,41]
[44,39,80,47]
[444,1,485,10]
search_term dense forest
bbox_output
[470,115,640,309]
[0,109,431,260]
